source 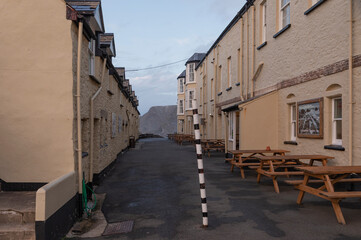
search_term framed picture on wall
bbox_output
[297,98,323,138]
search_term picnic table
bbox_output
[201,139,225,157]
[172,134,195,145]
[295,166,361,224]
[227,149,290,179]
[256,155,333,193]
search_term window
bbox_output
[332,98,342,145]
[280,0,290,29]
[261,1,267,43]
[179,78,184,93]
[290,104,297,141]
[227,57,232,88]
[229,112,234,141]
[219,65,222,91]
[89,39,95,76]
[189,64,195,82]
[179,120,184,133]
[211,78,214,100]
[188,90,194,109]
[178,100,184,114]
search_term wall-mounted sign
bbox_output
[297,98,323,138]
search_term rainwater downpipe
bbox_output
[89,57,107,182]
[251,6,255,98]
[76,20,84,194]
[348,0,353,166]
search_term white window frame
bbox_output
[188,63,195,82]
[290,104,297,141]
[229,112,235,141]
[89,38,95,76]
[280,0,290,29]
[332,97,342,145]
[179,78,184,93]
[261,1,267,43]
[188,90,194,109]
[178,99,184,115]
[227,57,232,88]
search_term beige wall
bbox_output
[0,0,74,182]
[193,0,360,166]
[239,92,279,149]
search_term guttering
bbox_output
[76,21,84,194]
[349,0,353,166]
[89,58,106,182]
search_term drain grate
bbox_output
[102,220,134,236]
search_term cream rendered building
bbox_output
[195,0,360,166]
[177,53,205,135]
[177,70,186,133]
[0,0,139,238]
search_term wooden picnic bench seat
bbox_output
[285,178,361,185]
[319,191,361,199]
[257,170,304,176]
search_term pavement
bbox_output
[68,138,361,240]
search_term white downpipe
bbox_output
[76,21,83,193]
[89,58,107,182]
[348,0,353,166]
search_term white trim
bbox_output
[280,0,290,29]
[261,1,267,43]
[290,104,297,141]
[332,97,342,145]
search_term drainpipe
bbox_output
[240,18,244,101]
[89,57,107,182]
[76,21,83,194]
[348,0,353,166]
[251,6,255,98]
[246,11,249,99]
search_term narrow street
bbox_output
[76,139,361,240]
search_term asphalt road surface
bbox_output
[72,138,361,240]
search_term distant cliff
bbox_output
[140,105,177,137]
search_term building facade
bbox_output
[0,0,139,238]
[190,0,360,166]
[177,53,205,135]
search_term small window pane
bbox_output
[334,98,342,119]
[282,5,290,27]
[336,120,342,140]
[282,0,290,8]
[292,105,296,121]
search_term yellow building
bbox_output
[195,0,360,165]
[0,0,139,238]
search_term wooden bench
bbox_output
[319,191,361,199]
[285,178,361,185]
[296,166,361,224]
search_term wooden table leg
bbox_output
[297,174,310,205]
[269,161,280,193]
[257,160,264,183]
[324,175,346,224]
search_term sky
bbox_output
[102,0,247,115]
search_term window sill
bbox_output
[324,145,345,151]
[304,0,327,15]
[90,75,101,84]
[284,141,298,146]
[235,82,240,86]
[107,90,114,95]
[257,41,267,50]
[217,92,222,96]
[273,24,291,39]
[226,87,232,92]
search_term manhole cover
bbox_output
[102,220,134,236]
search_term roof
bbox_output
[196,0,255,70]
[186,53,206,65]
[65,0,105,32]
[99,33,116,57]
[177,70,186,79]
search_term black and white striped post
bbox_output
[192,99,208,228]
